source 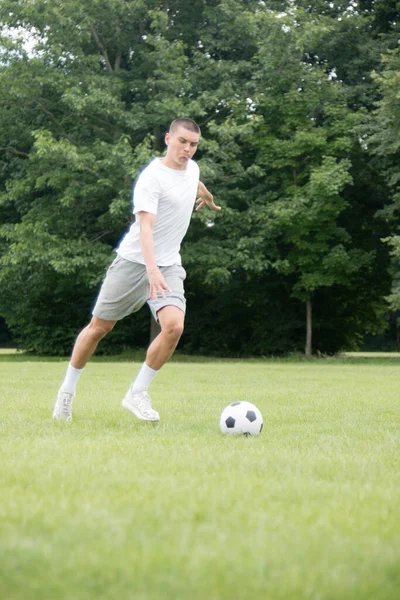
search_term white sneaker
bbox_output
[52,391,74,421]
[122,388,160,421]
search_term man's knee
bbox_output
[163,319,184,340]
[88,317,116,339]
[159,310,184,340]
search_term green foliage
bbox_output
[369,49,400,200]
[367,47,400,313]
[0,0,398,354]
[383,236,400,311]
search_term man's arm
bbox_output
[139,211,171,301]
[195,180,221,211]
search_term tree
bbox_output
[183,6,380,355]
[0,0,205,352]
[368,48,400,318]
[0,0,397,355]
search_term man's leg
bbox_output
[53,317,116,421]
[146,305,185,369]
[70,317,117,369]
[122,306,184,421]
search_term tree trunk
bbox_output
[305,299,312,357]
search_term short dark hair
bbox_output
[169,118,201,135]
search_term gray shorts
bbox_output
[92,255,186,322]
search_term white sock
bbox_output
[60,362,84,395]
[131,362,158,393]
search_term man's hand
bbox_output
[195,180,221,212]
[139,211,171,301]
[147,267,171,301]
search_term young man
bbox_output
[53,118,220,422]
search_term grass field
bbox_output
[1,354,399,599]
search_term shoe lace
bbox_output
[60,393,73,413]
[136,391,155,414]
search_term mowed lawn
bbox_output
[0,355,399,600]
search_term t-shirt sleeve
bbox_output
[132,167,161,216]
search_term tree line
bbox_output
[0,0,399,356]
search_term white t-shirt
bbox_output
[116,158,200,266]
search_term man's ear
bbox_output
[165,132,170,145]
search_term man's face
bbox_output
[164,126,200,169]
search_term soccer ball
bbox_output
[219,401,263,436]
